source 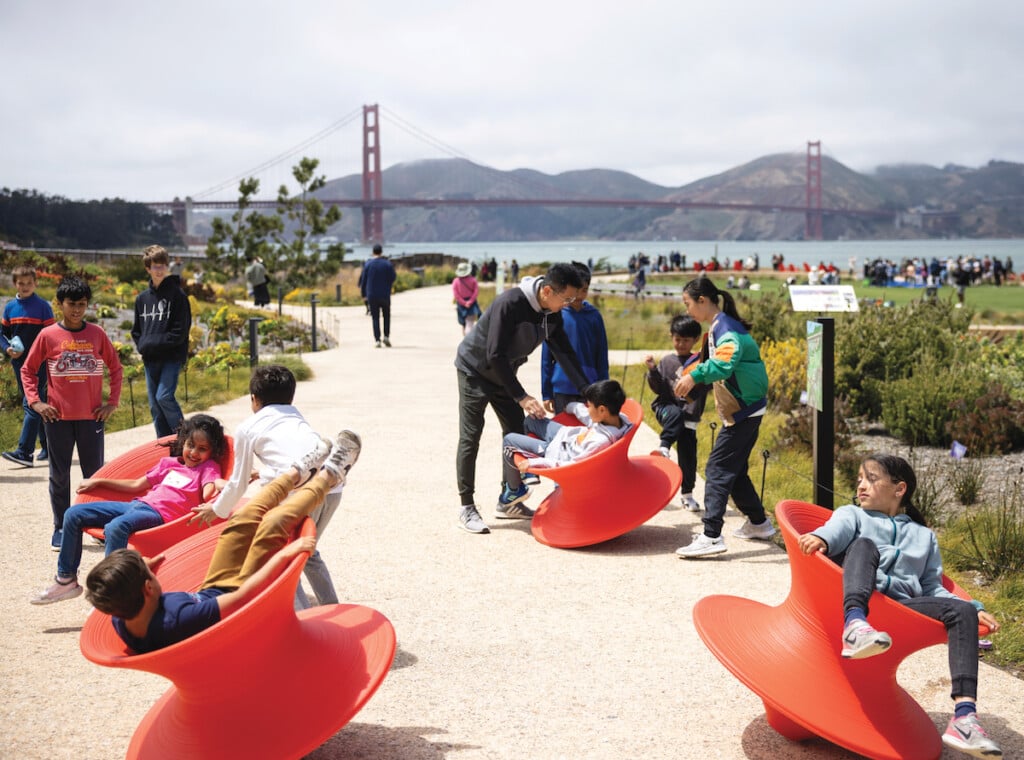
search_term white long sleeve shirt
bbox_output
[211,404,341,518]
[528,401,632,469]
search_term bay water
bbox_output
[360,238,1022,272]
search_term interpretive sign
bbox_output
[788,285,859,312]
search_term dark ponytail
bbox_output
[683,277,752,329]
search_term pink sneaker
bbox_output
[30,576,82,605]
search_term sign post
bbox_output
[789,285,855,509]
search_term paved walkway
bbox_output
[3,286,1023,759]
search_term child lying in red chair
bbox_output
[84,430,360,653]
[496,379,631,520]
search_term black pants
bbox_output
[654,405,698,494]
[368,298,391,341]
[456,371,524,506]
[840,537,980,700]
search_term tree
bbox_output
[204,178,282,279]
[272,157,345,287]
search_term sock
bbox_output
[954,701,976,719]
[844,608,868,628]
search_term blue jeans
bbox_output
[58,499,163,577]
[144,359,184,437]
[701,415,768,538]
[501,416,565,489]
[12,359,47,457]
[840,537,980,700]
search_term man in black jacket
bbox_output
[131,245,191,438]
[454,263,590,534]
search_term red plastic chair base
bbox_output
[527,399,681,548]
[80,519,396,760]
[78,435,234,557]
[692,500,989,760]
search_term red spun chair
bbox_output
[78,435,234,557]
[692,499,991,760]
[526,399,681,548]
[80,517,396,760]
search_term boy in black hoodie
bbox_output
[454,262,590,534]
[132,245,191,438]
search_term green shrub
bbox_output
[737,289,805,344]
[879,353,987,447]
[836,299,974,419]
[947,384,1024,455]
[945,471,1024,579]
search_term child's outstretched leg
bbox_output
[200,435,334,590]
[839,537,893,659]
[237,431,361,582]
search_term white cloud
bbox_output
[2,0,1022,202]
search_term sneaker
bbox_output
[2,450,33,468]
[322,430,362,485]
[458,504,490,534]
[36,449,48,463]
[681,493,702,512]
[652,447,671,458]
[51,529,62,551]
[375,340,382,348]
[522,472,541,486]
[841,620,892,659]
[30,576,82,605]
[292,435,332,485]
[676,534,727,558]
[942,713,1002,757]
[382,337,391,347]
[495,483,533,519]
[733,517,777,540]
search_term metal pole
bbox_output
[248,317,263,368]
[812,317,835,508]
[277,285,284,317]
[335,283,342,303]
[310,294,319,352]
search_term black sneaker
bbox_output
[495,483,534,519]
[2,450,33,468]
[382,337,392,347]
[51,529,63,551]
[323,430,362,485]
[36,449,48,463]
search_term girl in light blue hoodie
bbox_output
[799,454,1002,758]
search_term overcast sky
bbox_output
[3,1,1022,202]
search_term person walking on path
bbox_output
[1,265,56,467]
[245,256,271,307]
[672,277,775,558]
[452,261,482,336]
[454,263,590,534]
[132,245,191,438]
[358,244,397,348]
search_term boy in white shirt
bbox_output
[496,379,631,519]
[190,364,359,609]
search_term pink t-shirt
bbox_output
[140,457,221,522]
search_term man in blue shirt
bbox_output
[358,244,397,348]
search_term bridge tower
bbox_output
[362,104,384,243]
[805,140,823,241]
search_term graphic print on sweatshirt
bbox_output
[48,337,108,381]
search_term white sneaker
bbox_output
[323,430,362,485]
[733,517,777,540]
[676,534,727,558]
[681,493,701,512]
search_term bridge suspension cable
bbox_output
[191,106,364,200]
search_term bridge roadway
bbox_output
[4,285,1022,759]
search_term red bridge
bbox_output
[146,106,897,243]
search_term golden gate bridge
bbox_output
[145,104,897,244]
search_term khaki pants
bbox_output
[201,472,329,591]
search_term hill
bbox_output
[299,154,1024,243]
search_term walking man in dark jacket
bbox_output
[454,263,591,534]
[131,245,191,438]
[358,244,397,348]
